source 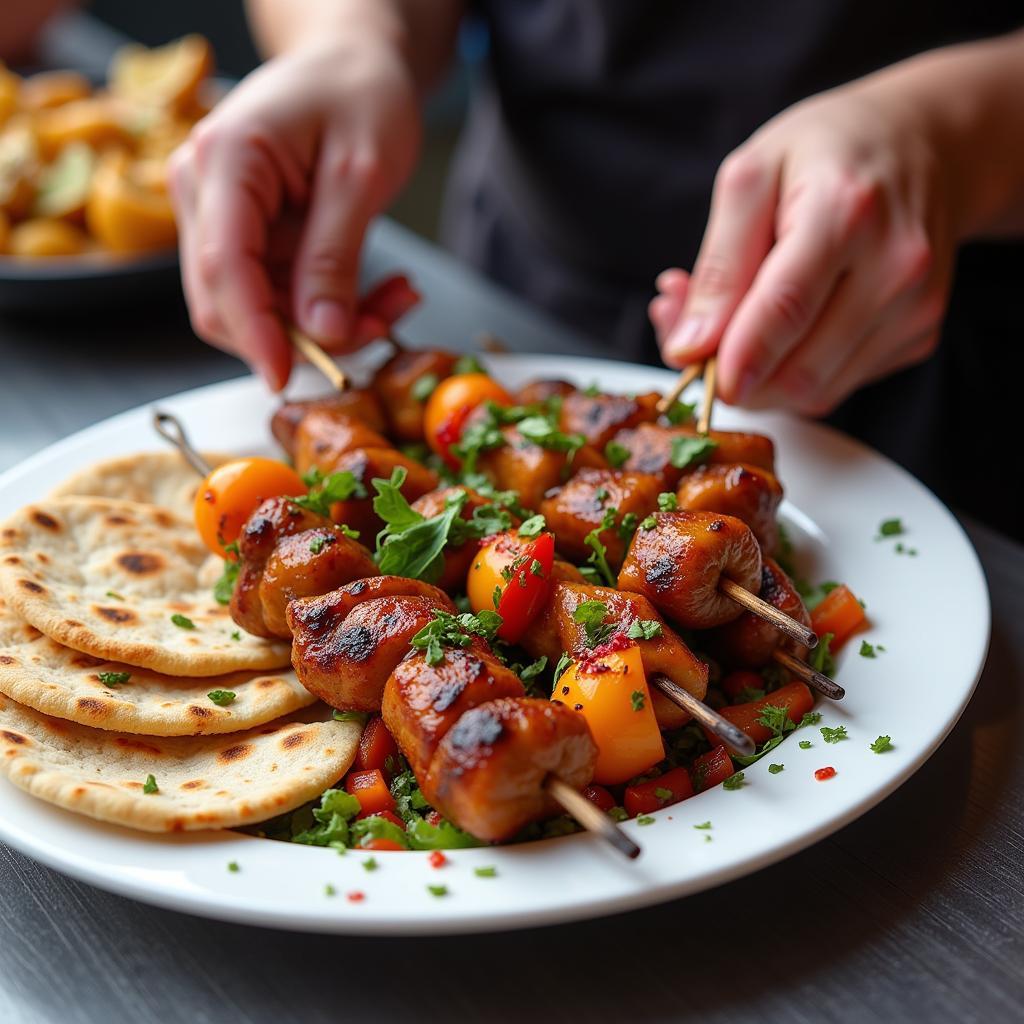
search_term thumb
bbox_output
[663,151,778,366]
[292,140,382,351]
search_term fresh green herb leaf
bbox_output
[639,514,657,531]
[722,772,746,791]
[582,528,616,587]
[411,372,440,402]
[474,866,497,878]
[517,514,546,539]
[309,534,334,555]
[636,814,656,826]
[608,807,629,822]
[630,690,646,712]
[324,883,337,897]
[693,821,712,830]
[207,689,236,707]
[573,600,615,648]
[170,614,195,630]
[657,492,678,512]
[427,884,449,897]
[143,774,159,795]
[800,580,839,611]
[799,739,812,749]
[626,618,663,641]
[809,633,836,676]
[820,725,849,744]
[768,763,784,774]
[227,861,240,873]
[653,786,672,800]
[756,704,796,738]
[517,656,547,682]
[800,711,822,728]
[870,734,893,753]
[292,789,362,847]
[876,518,904,539]
[859,640,877,658]
[516,415,586,458]
[332,710,370,725]
[230,630,241,641]
[291,470,366,517]
[670,435,718,470]
[554,652,573,681]
[616,511,639,541]
[98,671,131,687]
[529,558,544,576]
[213,557,240,605]
[583,382,601,398]
[664,400,696,425]
[410,609,503,666]
[362,857,379,872]
[604,440,629,468]
[105,590,125,601]
[454,354,485,375]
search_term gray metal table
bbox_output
[0,221,1021,1024]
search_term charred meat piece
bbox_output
[618,511,762,629]
[382,644,525,779]
[372,349,459,443]
[271,390,387,455]
[515,379,576,406]
[540,467,661,569]
[559,390,660,449]
[676,462,783,552]
[292,409,393,478]
[424,697,597,842]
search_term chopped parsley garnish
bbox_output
[291,789,362,847]
[517,514,546,539]
[98,671,131,687]
[630,690,646,712]
[454,354,485,375]
[362,857,379,872]
[516,656,548,683]
[515,415,586,458]
[105,590,125,601]
[291,468,366,518]
[653,786,672,800]
[799,711,822,728]
[608,807,629,822]
[411,372,440,402]
[427,884,449,897]
[722,772,746,790]
[411,608,503,666]
[757,704,796,738]
[213,559,240,605]
[626,619,662,641]
[573,600,615,648]
[554,652,573,680]
[636,814,656,826]
[308,534,334,555]
[332,710,370,725]
[820,725,849,744]
[227,861,240,873]
[859,640,878,658]
[768,763,784,774]
[230,630,241,641]
[664,400,696,425]
[670,435,718,470]
[876,518,905,539]
[639,514,657,531]
[800,580,839,611]
[617,512,639,541]
[581,523,616,587]
[657,492,678,512]
[324,883,337,897]
[474,866,497,878]
[798,740,812,749]
[809,633,836,676]
[693,821,712,830]
[170,614,195,630]
[529,558,544,576]
[604,440,629,468]
[583,382,601,397]
[870,734,893,753]
[207,689,236,706]
[143,774,159,795]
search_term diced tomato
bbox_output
[466,529,555,643]
[721,670,766,703]
[424,373,512,467]
[366,809,405,830]
[356,716,401,778]
[815,766,837,781]
[690,745,735,792]
[810,584,866,649]
[705,681,815,751]
[347,890,366,903]
[583,783,616,813]
[345,768,397,819]
[428,851,448,868]
[624,767,694,817]
[425,810,443,827]
[361,838,406,852]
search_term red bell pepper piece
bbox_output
[624,767,694,817]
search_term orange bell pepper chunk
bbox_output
[345,768,397,820]
[690,746,735,793]
[708,681,815,751]
[810,583,866,649]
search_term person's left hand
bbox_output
[651,77,957,415]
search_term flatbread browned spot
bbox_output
[95,606,136,624]
[2,529,16,540]
[64,620,83,629]
[2,730,27,744]
[4,556,20,565]
[281,730,310,750]
[0,656,15,666]
[114,737,162,755]
[19,580,44,594]
[188,705,212,718]
[31,512,60,531]
[36,553,49,563]
[181,780,204,790]
[258,678,276,688]
[218,743,252,764]
[106,515,130,525]
[154,511,174,528]
[76,698,109,714]
[117,552,163,575]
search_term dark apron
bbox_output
[441,1,1024,538]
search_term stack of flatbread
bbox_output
[0,453,361,833]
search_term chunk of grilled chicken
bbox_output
[515,379,576,406]
[324,447,438,538]
[291,409,393,479]
[712,556,811,668]
[424,697,597,842]
[382,643,525,779]
[287,578,456,711]
[559,389,660,449]
[618,510,762,629]
[523,580,709,729]
[229,496,332,638]
[271,390,387,456]
[675,462,783,552]
[540,467,661,569]
[612,422,776,489]
[476,425,606,511]
[371,349,459,442]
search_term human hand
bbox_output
[651,80,956,415]
[170,36,421,389]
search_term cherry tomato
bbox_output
[423,373,512,467]
[360,838,406,852]
[194,457,305,556]
[466,529,554,643]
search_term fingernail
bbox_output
[665,317,706,360]
[307,299,349,344]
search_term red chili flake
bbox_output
[815,766,837,781]
[346,890,366,903]
[428,851,448,869]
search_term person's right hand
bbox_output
[170,36,421,390]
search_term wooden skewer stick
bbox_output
[696,355,717,435]
[651,675,756,757]
[656,362,703,415]
[545,776,640,859]
[772,648,846,700]
[152,411,214,478]
[287,326,348,392]
[718,576,818,649]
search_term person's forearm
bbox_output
[245,0,463,93]
[857,29,1024,240]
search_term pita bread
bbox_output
[49,451,233,520]
[0,693,361,832]
[0,497,290,676]
[0,597,315,736]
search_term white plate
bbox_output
[0,354,989,935]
